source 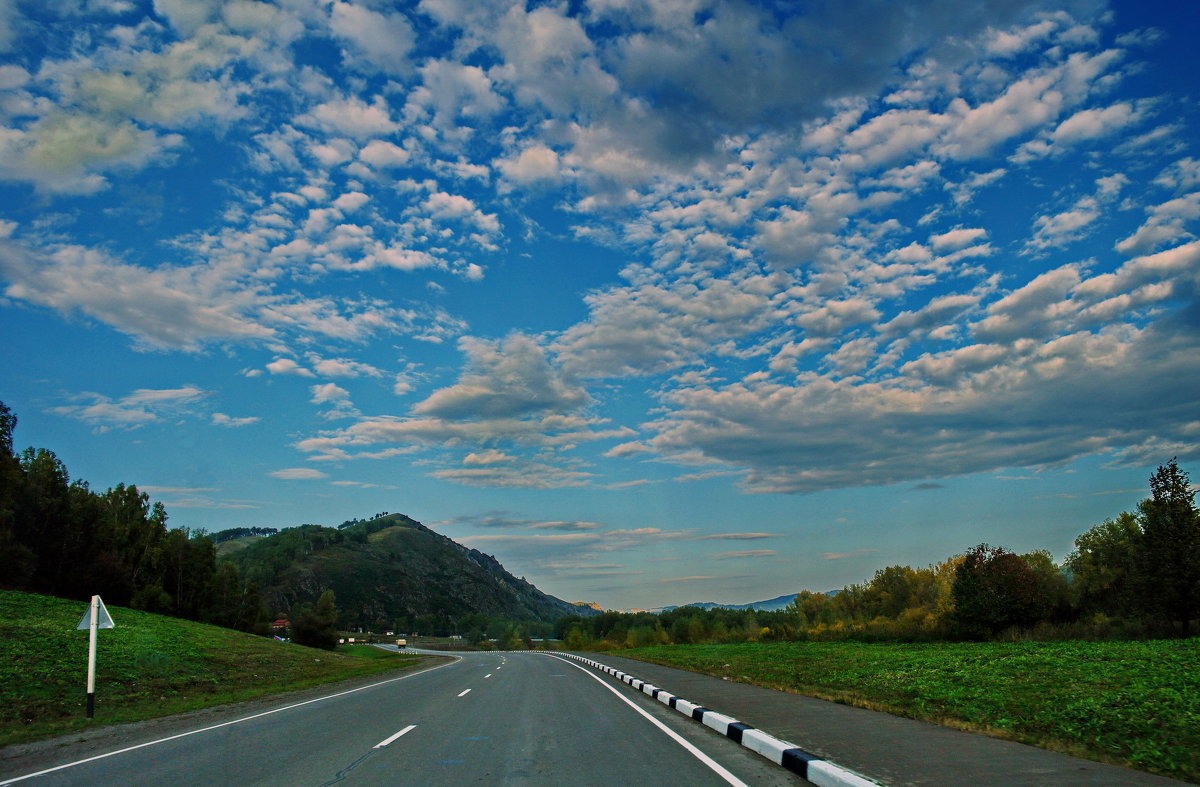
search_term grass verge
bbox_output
[0,590,430,747]
[618,639,1199,783]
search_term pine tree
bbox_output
[1138,459,1200,637]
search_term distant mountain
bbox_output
[658,592,836,613]
[218,513,597,629]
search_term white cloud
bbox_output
[421,192,500,235]
[795,299,881,337]
[359,140,410,169]
[498,145,561,184]
[51,386,210,430]
[1154,158,1200,193]
[930,228,987,252]
[414,334,589,419]
[269,467,328,480]
[0,242,273,349]
[973,265,1082,341]
[328,2,415,76]
[463,450,515,466]
[1027,202,1099,252]
[429,461,592,489]
[554,274,776,378]
[0,115,182,194]
[408,59,504,136]
[266,358,315,377]
[1115,192,1200,256]
[300,95,398,139]
[309,356,383,378]
[938,50,1123,160]
[1052,103,1142,144]
[643,322,1200,493]
[310,382,350,404]
[212,412,259,427]
[332,191,369,212]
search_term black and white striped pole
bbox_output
[75,595,115,718]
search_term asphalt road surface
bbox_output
[1,651,806,786]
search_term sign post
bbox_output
[75,595,115,718]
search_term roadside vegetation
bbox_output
[0,590,426,747]
[555,459,1199,648]
[542,461,1199,782]
[617,639,1200,783]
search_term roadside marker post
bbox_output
[75,595,115,718]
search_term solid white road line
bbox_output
[458,689,472,697]
[373,725,417,749]
[0,657,459,786]
[544,654,749,787]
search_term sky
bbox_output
[1,0,1198,611]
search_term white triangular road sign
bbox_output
[76,597,115,630]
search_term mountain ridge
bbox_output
[218,513,597,630]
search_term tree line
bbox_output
[0,402,269,635]
[3,397,1194,647]
[555,460,1199,648]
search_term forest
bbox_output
[0,401,269,635]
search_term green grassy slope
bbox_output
[213,534,265,558]
[618,640,1200,782]
[0,590,427,747]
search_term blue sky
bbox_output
[2,0,1198,611]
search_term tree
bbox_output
[788,590,831,627]
[0,400,15,456]
[1067,512,1142,617]
[1018,549,1070,622]
[1137,459,1200,637]
[0,404,35,588]
[951,544,1047,638]
[292,589,340,650]
[862,565,936,619]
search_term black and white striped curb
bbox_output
[545,652,879,787]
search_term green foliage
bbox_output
[619,639,1200,782]
[291,590,339,650]
[1067,511,1141,616]
[1137,459,1200,636]
[0,401,267,636]
[210,527,279,544]
[952,544,1054,638]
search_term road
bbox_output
[1,650,806,786]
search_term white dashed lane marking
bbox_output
[374,725,416,748]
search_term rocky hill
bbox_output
[218,513,594,630]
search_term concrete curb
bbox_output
[543,652,879,787]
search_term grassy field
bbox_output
[0,590,429,747]
[617,639,1200,782]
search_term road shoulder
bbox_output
[576,651,1186,787]
[0,655,454,780]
